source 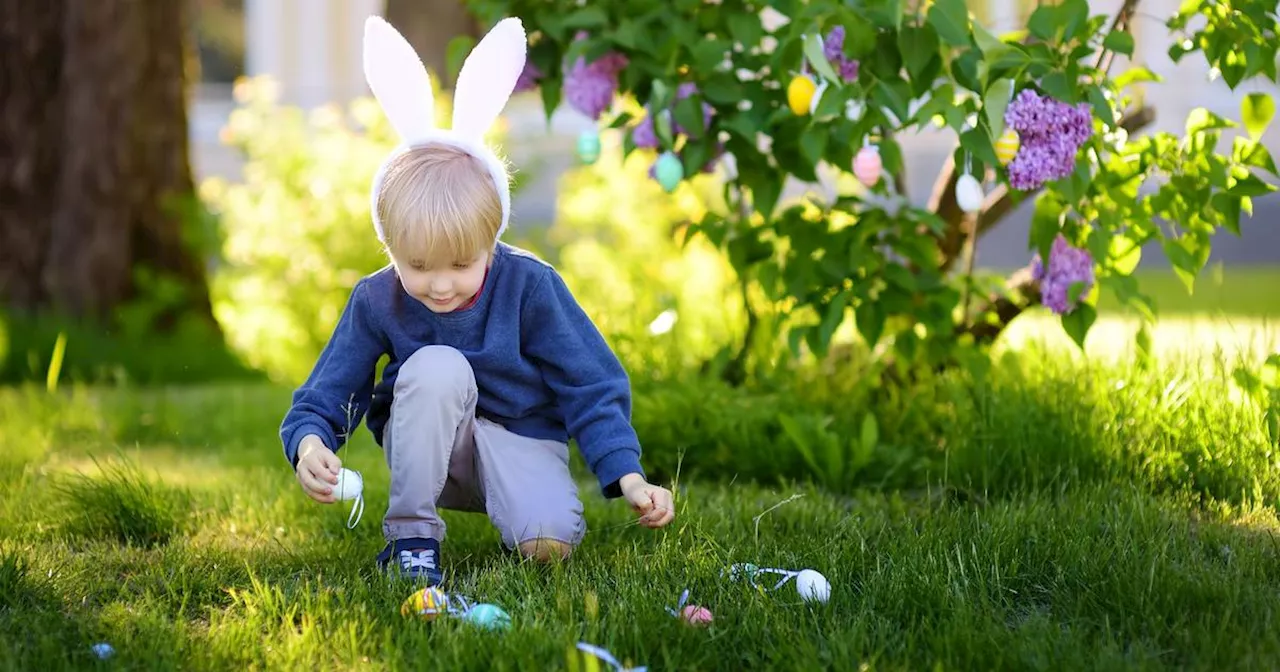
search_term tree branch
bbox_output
[935,105,1157,273]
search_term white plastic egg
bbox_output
[955,173,984,213]
[334,468,363,501]
[795,569,831,603]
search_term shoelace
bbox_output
[399,549,437,572]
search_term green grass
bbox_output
[3,336,1280,670]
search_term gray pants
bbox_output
[382,345,586,550]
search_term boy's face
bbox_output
[392,248,491,313]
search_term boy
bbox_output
[279,16,674,586]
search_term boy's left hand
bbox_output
[619,473,675,528]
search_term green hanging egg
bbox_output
[654,151,683,193]
[576,130,601,164]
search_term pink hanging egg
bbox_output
[854,146,882,186]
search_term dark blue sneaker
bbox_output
[376,537,443,585]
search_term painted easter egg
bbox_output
[955,173,985,213]
[995,128,1020,165]
[681,605,714,626]
[464,603,512,630]
[787,75,817,116]
[654,151,684,193]
[577,129,601,165]
[400,587,450,620]
[334,468,363,501]
[795,569,831,603]
[853,146,882,186]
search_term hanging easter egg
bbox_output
[576,129,601,165]
[464,603,512,631]
[795,569,831,603]
[400,587,450,620]
[853,146,882,186]
[654,151,683,193]
[955,173,985,213]
[334,468,363,501]
[995,128,1020,165]
[787,75,817,116]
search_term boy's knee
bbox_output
[518,537,573,563]
[396,346,474,397]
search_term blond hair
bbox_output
[375,143,504,266]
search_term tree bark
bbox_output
[0,0,63,311]
[0,0,215,329]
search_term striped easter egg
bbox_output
[995,129,1020,165]
[400,587,451,620]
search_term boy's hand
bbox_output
[296,435,342,504]
[619,473,675,528]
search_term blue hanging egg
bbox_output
[577,130,601,164]
[654,151,683,193]
[464,603,512,631]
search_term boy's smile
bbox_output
[392,250,490,313]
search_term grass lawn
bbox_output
[2,267,1279,670]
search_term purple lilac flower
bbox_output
[822,26,860,83]
[513,60,543,94]
[1031,235,1095,314]
[1003,89,1094,190]
[632,113,658,149]
[563,35,629,120]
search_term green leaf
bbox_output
[1228,172,1276,198]
[860,412,880,453]
[1028,3,1061,42]
[872,80,913,125]
[984,79,1014,139]
[1109,235,1142,274]
[1087,85,1115,126]
[1242,93,1276,141]
[900,24,942,86]
[1186,107,1237,135]
[1059,0,1090,42]
[817,290,851,353]
[1162,236,1208,294]
[799,126,830,167]
[701,73,745,105]
[971,20,1009,59]
[1039,71,1077,103]
[1233,136,1279,175]
[446,36,477,82]
[855,299,886,347]
[926,0,972,46]
[1061,303,1097,351]
[1262,354,1280,389]
[726,12,763,47]
[951,48,984,93]
[1116,66,1162,88]
[673,94,706,140]
[540,77,562,122]
[562,6,608,29]
[1102,30,1135,56]
[803,33,842,85]
[1211,193,1244,235]
[1029,194,1064,262]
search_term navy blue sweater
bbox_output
[279,243,644,498]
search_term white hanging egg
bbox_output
[955,173,985,213]
[795,569,831,603]
[334,468,363,501]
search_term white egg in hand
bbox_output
[334,468,363,501]
[955,173,985,213]
[795,569,831,603]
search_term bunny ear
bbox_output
[363,16,436,141]
[450,18,527,140]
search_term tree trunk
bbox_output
[0,0,215,330]
[0,0,63,311]
[386,0,480,89]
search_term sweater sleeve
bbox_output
[521,266,645,498]
[279,279,386,468]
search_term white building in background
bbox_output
[192,0,1280,266]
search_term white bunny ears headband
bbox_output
[363,15,527,245]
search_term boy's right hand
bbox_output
[295,435,342,504]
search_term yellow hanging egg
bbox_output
[400,587,451,620]
[787,75,817,116]
[995,129,1020,165]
